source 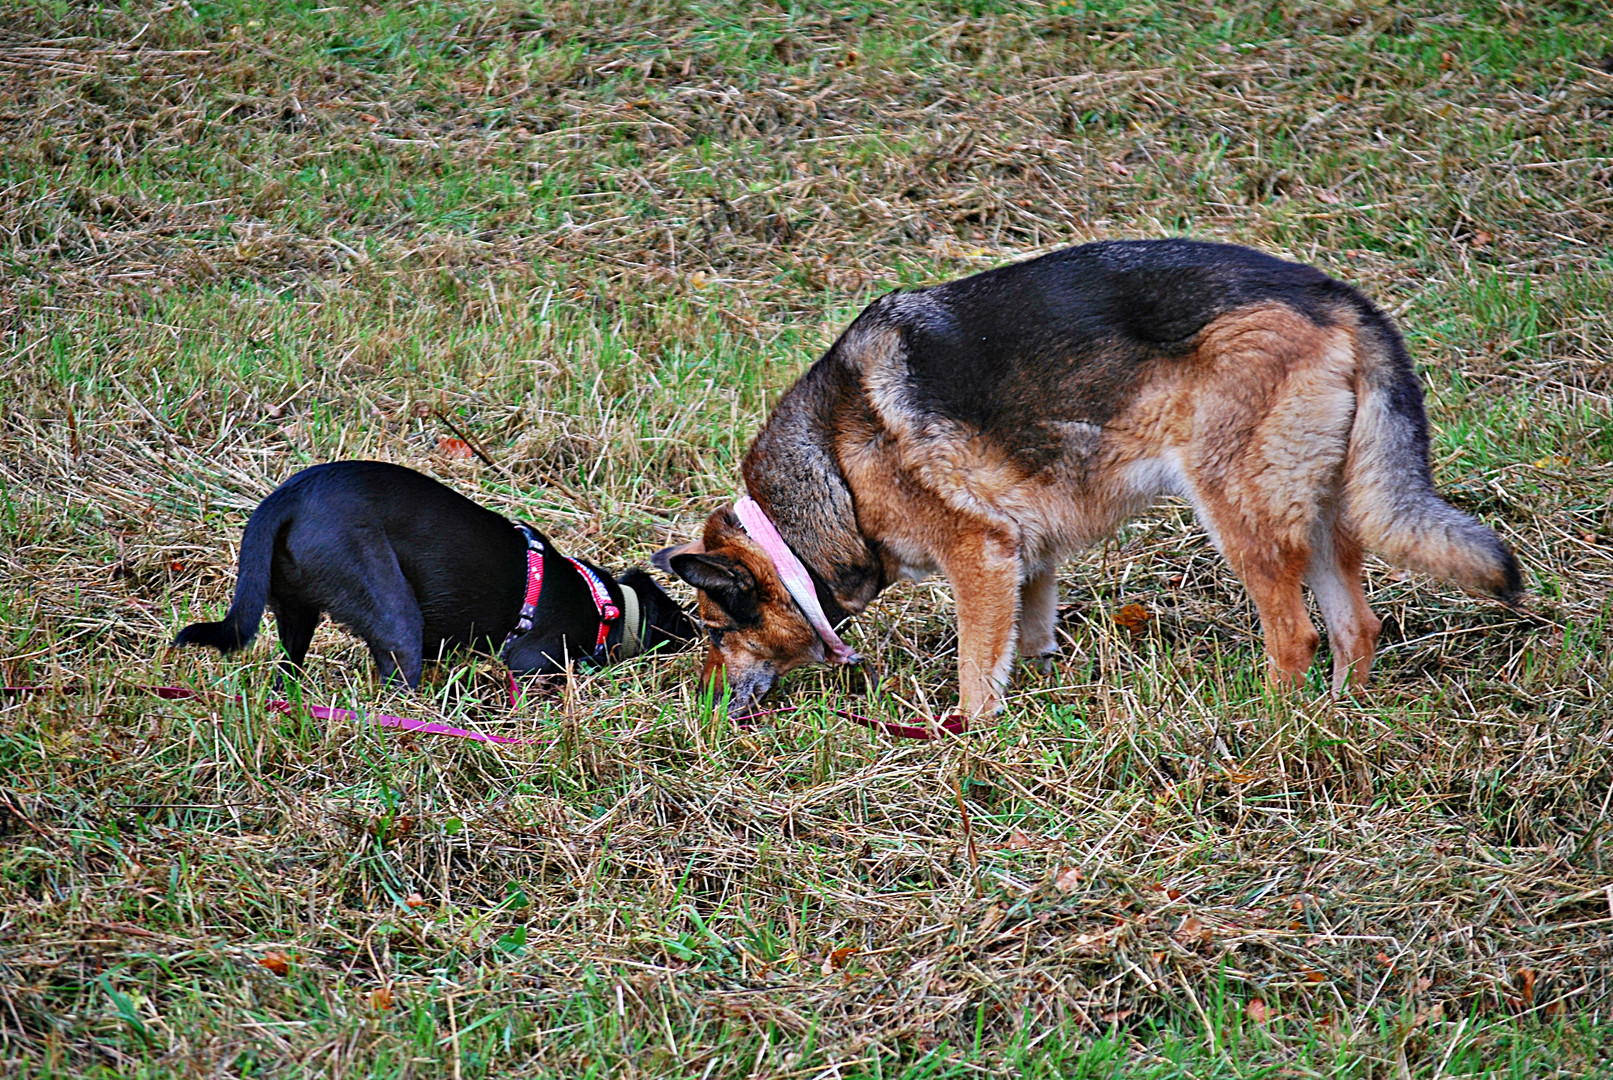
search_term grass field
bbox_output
[3,0,1612,1075]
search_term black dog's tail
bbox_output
[174,487,297,654]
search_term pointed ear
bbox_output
[651,539,704,575]
[668,552,760,625]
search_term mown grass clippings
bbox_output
[2,1,1612,1077]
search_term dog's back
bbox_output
[679,240,1520,715]
[176,462,526,685]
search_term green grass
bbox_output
[3,0,1613,1076]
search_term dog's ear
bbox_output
[651,539,704,575]
[668,552,760,625]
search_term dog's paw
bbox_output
[1022,651,1058,675]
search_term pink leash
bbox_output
[4,683,965,742]
[733,495,860,665]
[3,683,533,745]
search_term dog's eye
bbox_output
[704,622,740,648]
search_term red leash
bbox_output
[4,683,966,742]
[732,704,968,740]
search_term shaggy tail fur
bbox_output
[174,487,297,653]
[1343,308,1523,601]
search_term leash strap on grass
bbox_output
[732,704,968,740]
[3,684,533,745]
[5,685,963,742]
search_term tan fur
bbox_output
[666,288,1512,717]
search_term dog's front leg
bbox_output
[943,531,1021,719]
[1017,568,1059,672]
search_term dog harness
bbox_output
[502,524,642,662]
[733,495,860,665]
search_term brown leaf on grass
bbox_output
[436,437,475,459]
[1054,867,1082,892]
[258,951,291,976]
[1469,230,1493,248]
[1004,828,1033,850]
[1246,998,1270,1023]
[1112,603,1152,633]
[1100,1008,1134,1024]
[370,985,395,1010]
[1176,915,1212,947]
[821,946,857,974]
[1303,969,1326,983]
[405,892,427,909]
[370,814,416,840]
[1515,967,1537,1009]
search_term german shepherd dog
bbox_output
[177,461,696,687]
[654,240,1522,719]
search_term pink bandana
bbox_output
[733,495,859,665]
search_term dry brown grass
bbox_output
[2,1,1612,1076]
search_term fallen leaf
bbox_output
[1054,867,1082,892]
[1106,160,1130,176]
[258,951,291,976]
[1005,828,1033,850]
[1515,967,1537,1009]
[1100,1008,1135,1024]
[1177,915,1212,946]
[1112,603,1153,633]
[1469,230,1493,248]
[436,437,475,459]
[1316,188,1343,205]
[822,945,857,974]
[1303,969,1326,984]
[1167,887,1183,901]
[1247,998,1270,1023]
[370,985,394,1010]
[405,892,426,909]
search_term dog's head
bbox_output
[653,506,826,716]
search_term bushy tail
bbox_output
[1342,309,1523,601]
[174,487,296,653]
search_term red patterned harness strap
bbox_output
[564,556,620,657]
[500,524,546,660]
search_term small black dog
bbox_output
[176,461,696,687]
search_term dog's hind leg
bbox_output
[1190,495,1319,688]
[361,590,425,691]
[1307,521,1382,694]
[1219,533,1320,688]
[1017,567,1060,672]
[315,536,426,689]
[270,598,322,685]
[942,530,1021,718]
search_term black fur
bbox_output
[846,238,1419,471]
[176,461,696,687]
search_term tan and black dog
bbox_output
[654,239,1522,719]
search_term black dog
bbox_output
[175,461,696,687]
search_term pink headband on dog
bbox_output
[733,495,860,665]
